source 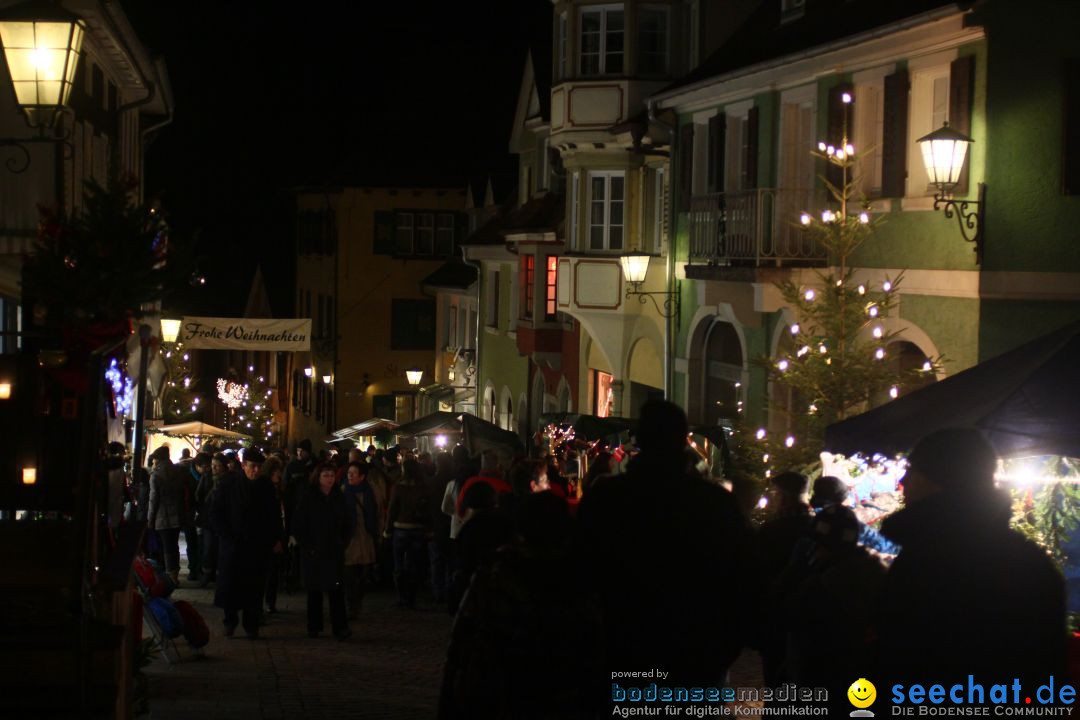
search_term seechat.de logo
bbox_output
[850,678,878,717]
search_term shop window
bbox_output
[594,370,615,417]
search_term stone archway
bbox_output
[625,336,664,418]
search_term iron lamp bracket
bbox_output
[933,182,986,264]
[625,283,681,321]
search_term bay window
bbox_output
[579,5,624,76]
[588,171,625,251]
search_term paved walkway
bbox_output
[145,582,451,720]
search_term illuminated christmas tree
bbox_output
[218,370,275,446]
[753,91,941,472]
[162,342,200,419]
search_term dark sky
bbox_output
[121,1,550,316]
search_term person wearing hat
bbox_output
[210,447,280,639]
[147,446,186,584]
[782,504,885,714]
[577,400,756,688]
[878,428,1067,687]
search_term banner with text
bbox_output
[178,317,312,351]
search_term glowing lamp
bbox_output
[322,374,332,385]
[447,368,456,383]
[159,317,181,344]
[22,466,35,485]
[405,367,423,386]
[434,434,448,448]
[0,382,10,399]
[303,367,313,378]
[619,253,650,286]
[917,122,972,191]
[0,1,85,127]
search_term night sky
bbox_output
[120,1,551,316]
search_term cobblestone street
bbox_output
[145,581,451,720]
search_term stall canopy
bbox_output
[826,321,1080,458]
[331,418,398,442]
[394,411,462,437]
[151,421,251,441]
[461,413,525,458]
[538,412,635,441]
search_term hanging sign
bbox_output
[178,317,311,351]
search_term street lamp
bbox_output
[619,252,680,320]
[322,374,332,385]
[917,121,986,263]
[160,317,181,344]
[405,367,423,386]
[0,0,85,129]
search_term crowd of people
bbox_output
[113,400,1070,717]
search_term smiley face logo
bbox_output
[848,678,877,711]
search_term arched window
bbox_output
[502,395,514,431]
[704,320,743,425]
[887,340,937,397]
[771,327,800,433]
[483,386,496,424]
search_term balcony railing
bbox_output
[688,188,826,266]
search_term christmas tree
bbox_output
[219,370,275,446]
[162,342,199,420]
[753,91,941,473]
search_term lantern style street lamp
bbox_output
[916,121,986,263]
[160,317,181,344]
[0,0,85,129]
[405,367,423,386]
[619,252,679,320]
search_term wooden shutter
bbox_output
[949,55,975,193]
[707,113,726,194]
[827,82,855,191]
[881,69,910,198]
[678,123,694,211]
[1066,59,1080,195]
[746,105,760,189]
[373,211,394,255]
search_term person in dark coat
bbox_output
[577,400,759,689]
[386,458,433,608]
[879,428,1067,688]
[781,505,885,716]
[196,453,227,587]
[756,471,812,687]
[292,462,353,640]
[449,482,516,615]
[210,448,279,639]
[426,451,454,605]
[282,439,315,591]
[148,446,185,584]
[439,492,603,720]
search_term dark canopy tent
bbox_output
[394,411,462,437]
[538,412,635,441]
[461,413,524,458]
[825,321,1080,458]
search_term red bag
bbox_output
[173,600,209,649]
[133,556,156,591]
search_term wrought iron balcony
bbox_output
[688,188,827,266]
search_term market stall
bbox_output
[825,320,1080,459]
[147,421,252,462]
[331,417,399,450]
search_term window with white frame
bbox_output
[579,5,624,76]
[907,62,952,197]
[588,171,625,251]
[556,12,567,81]
[570,171,581,249]
[653,166,667,253]
[436,213,455,255]
[638,5,669,75]
[854,72,887,197]
[778,88,816,191]
[395,212,414,254]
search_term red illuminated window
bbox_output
[520,255,535,319]
[545,257,558,319]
